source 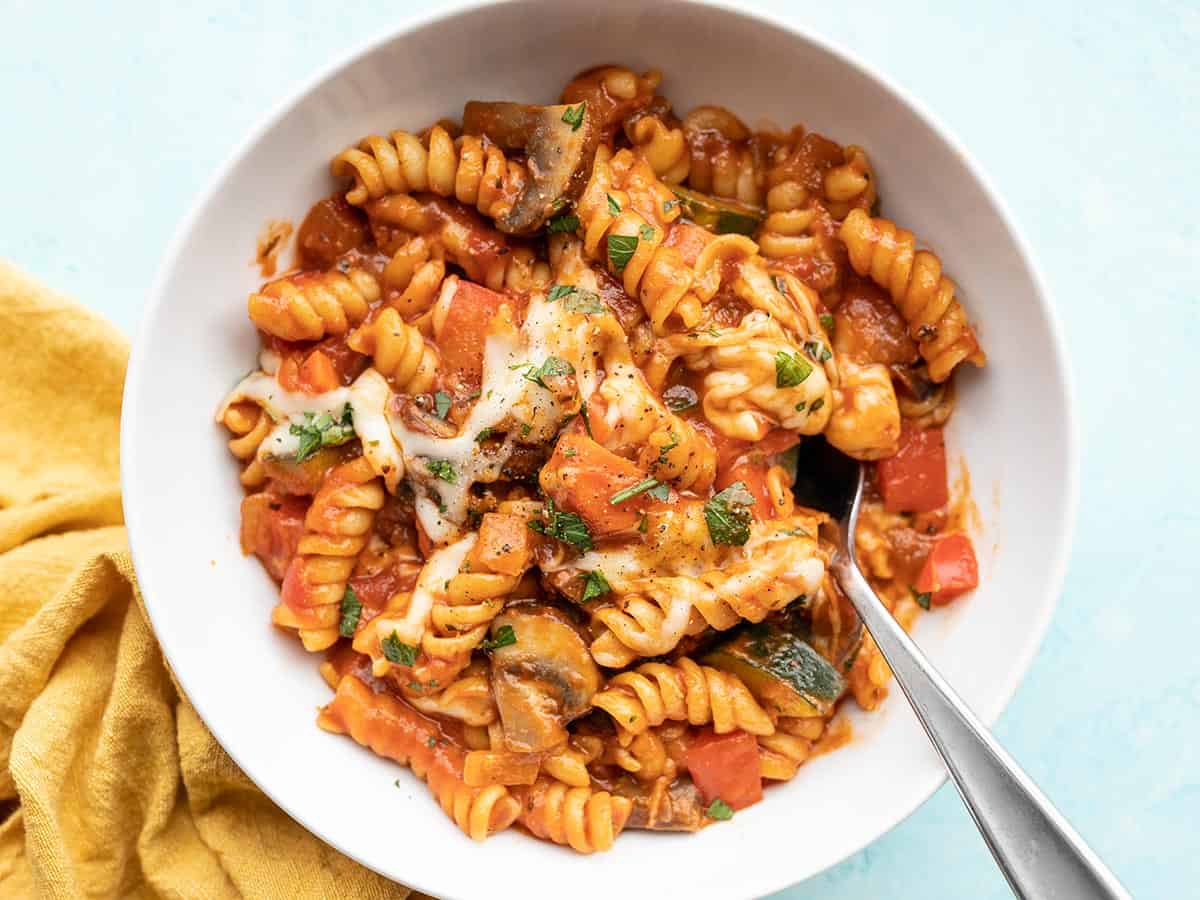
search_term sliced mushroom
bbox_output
[463,101,595,234]
[616,776,706,832]
[488,603,600,752]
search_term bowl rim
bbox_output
[121,0,1079,894]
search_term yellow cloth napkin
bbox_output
[0,261,413,899]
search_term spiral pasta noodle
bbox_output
[593,658,775,737]
[247,267,379,342]
[318,674,521,840]
[271,457,385,651]
[347,307,439,393]
[220,401,271,487]
[627,115,690,183]
[515,777,633,854]
[840,209,984,382]
[332,125,527,220]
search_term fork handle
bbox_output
[833,558,1130,899]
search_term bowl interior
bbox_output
[122,2,1074,897]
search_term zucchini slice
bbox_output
[703,623,846,718]
[670,186,763,236]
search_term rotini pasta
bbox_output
[220,61,985,855]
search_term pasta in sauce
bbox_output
[218,64,984,852]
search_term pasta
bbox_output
[218,62,985,854]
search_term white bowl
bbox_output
[121,1,1077,897]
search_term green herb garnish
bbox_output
[480,624,517,651]
[707,798,734,821]
[562,102,585,130]
[663,384,698,412]
[911,586,932,610]
[528,498,594,552]
[289,403,354,462]
[804,339,832,363]
[775,351,813,388]
[704,481,754,546]
[338,586,361,638]
[433,390,452,420]
[610,478,663,505]
[580,570,612,603]
[607,234,639,273]
[382,631,418,667]
[547,213,580,234]
[425,458,457,484]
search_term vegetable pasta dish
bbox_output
[217,64,984,853]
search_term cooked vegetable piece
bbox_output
[462,101,595,234]
[914,533,979,605]
[539,432,654,535]
[684,729,763,810]
[488,605,600,752]
[670,185,763,236]
[875,425,949,513]
[436,279,517,388]
[618,777,707,832]
[703,623,846,718]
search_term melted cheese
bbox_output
[386,289,584,543]
[371,533,477,661]
[347,369,404,491]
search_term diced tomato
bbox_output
[436,279,521,388]
[685,729,763,811]
[240,493,308,581]
[718,459,774,520]
[297,349,339,393]
[348,567,411,619]
[875,425,949,513]
[539,432,651,535]
[472,512,533,576]
[914,533,979,605]
[664,221,715,267]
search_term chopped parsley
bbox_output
[479,624,517,651]
[561,102,585,130]
[547,213,580,234]
[432,390,452,420]
[528,497,594,552]
[338,586,361,638]
[519,356,575,390]
[547,284,576,302]
[382,631,418,667]
[704,481,755,546]
[610,478,663,505]
[607,233,639,273]
[804,339,832,363]
[580,570,612,603]
[563,291,607,315]
[290,404,354,462]
[425,458,457,483]
[911,586,932,610]
[475,427,495,443]
[707,798,734,821]
[639,223,655,242]
[663,384,698,412]
[775,351,813,388]
[607,193,621,215]
[819,313,835,335]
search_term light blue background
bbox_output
[3,1,1197,897]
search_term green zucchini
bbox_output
[703,623,846,718]
[670,186,763,236]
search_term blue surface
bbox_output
[3,1,1197,896]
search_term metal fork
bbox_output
[792,437,1130,899]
